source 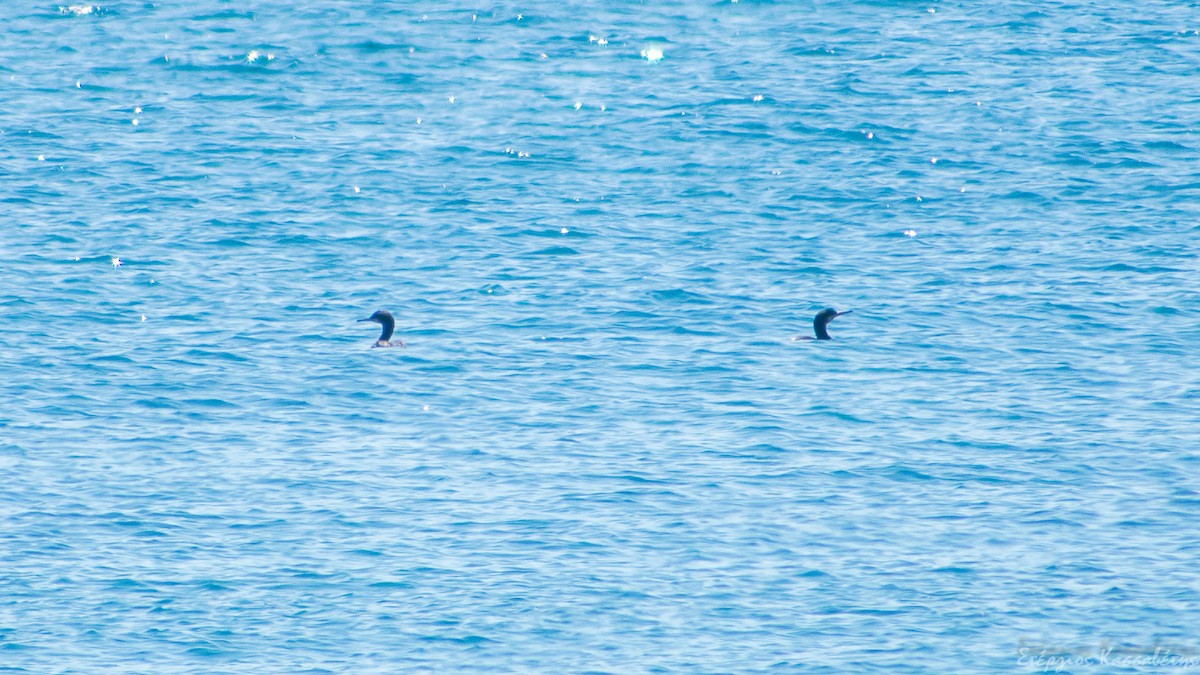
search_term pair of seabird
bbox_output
[358,307,852,348]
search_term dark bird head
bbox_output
[813,307,852,340]
[358,309,395,343]
[358,309,393,326]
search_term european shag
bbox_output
[358,309,405,348]
[795,308,852,341]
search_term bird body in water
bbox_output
[794,307,852,341]
[358,309,405,348]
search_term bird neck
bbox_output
[814,319,832,340]
[378,316,394,343]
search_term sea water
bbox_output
[2,1,1199,672]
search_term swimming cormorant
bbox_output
[794,308,852,341]
[358,309,405,348]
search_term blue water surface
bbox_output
[3,1,1200,672]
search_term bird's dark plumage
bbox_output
[358,309,405,348]
[795,307,852,341]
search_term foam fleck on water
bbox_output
[641,46,664,62]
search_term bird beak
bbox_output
[357,317,374,323]
[835,310,853,319]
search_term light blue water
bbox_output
[3,2,1200,672]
